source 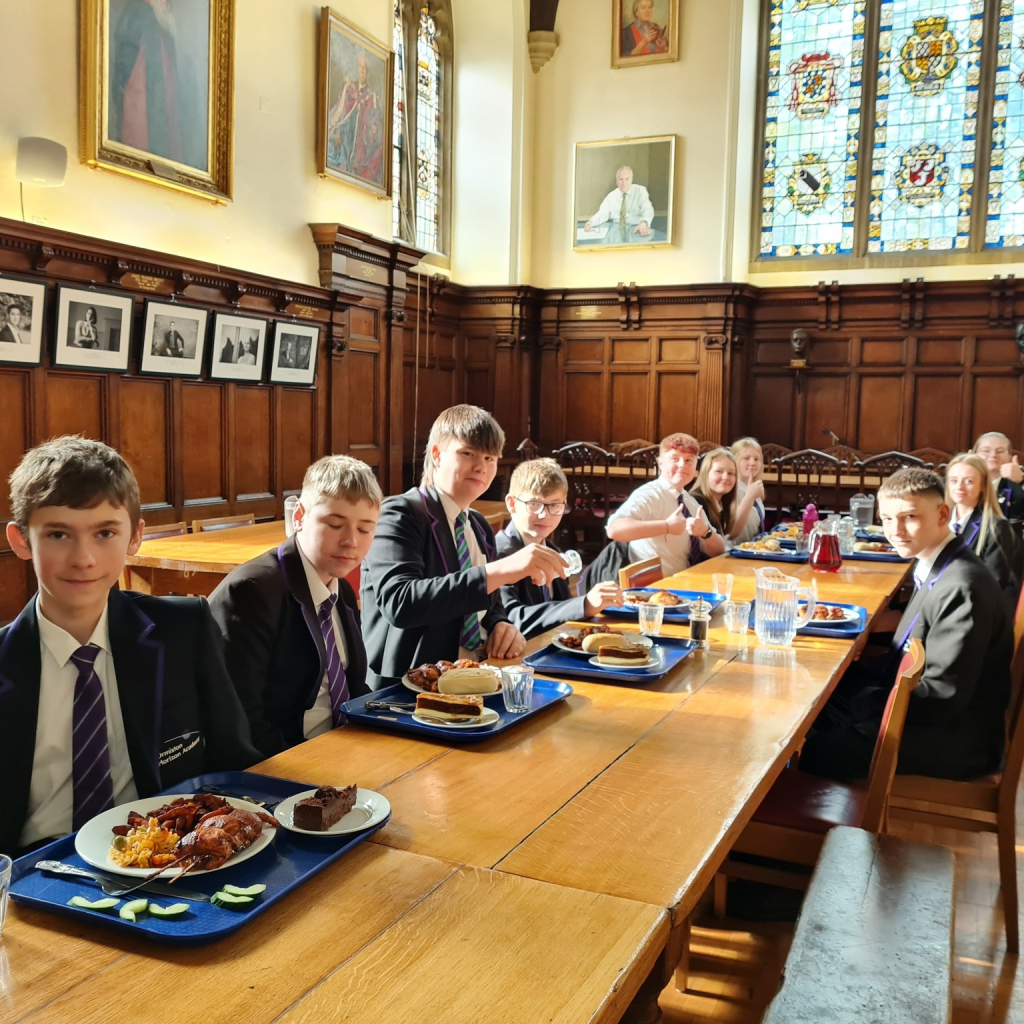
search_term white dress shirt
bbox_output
[913,532,957,590]
[20,601,137,848]
[607,477,715,577]
[296,540,349,739]
[588,184,655,228]
[951,507,973,537]
[733,481,766,543]
[437,489,490,659]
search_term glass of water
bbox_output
[501,665,534,713]
[723,600,752,634]
[561,549,583,576]
[637,602,665,636]
[711,573,734,600]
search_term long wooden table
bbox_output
[5,552,910,1023]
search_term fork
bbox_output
[365,700,418,713]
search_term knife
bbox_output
[35,860,212,902]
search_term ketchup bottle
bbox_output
[802,503,819,535]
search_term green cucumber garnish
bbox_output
[220,883,267,897]
[118,898,148,922]
[211,891,255,910]
[67,896,120,911]
[147,902,190,918]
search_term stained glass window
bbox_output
[987,0,1024,247]
[392,1,405,241]
[760,0,866,258]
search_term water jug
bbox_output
[754,568,816,646]
[809,519,843,573]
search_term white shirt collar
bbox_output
[437,488,468,527]
[913,532,956,588]
[295,536,338,611]
[37,598,111,668]
[953,507,973,532]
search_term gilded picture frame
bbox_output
[612,0,679,69]
[317,7,394,197]
[80,0,235,203]
[573,136,676,252]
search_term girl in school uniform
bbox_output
[689,447,764,541]
[728,437,767,542]
[946,452,1020,607]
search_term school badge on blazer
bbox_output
[159,730,204,769]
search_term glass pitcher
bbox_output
[754,568,816,646]
[809,519,843,573]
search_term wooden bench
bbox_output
[763,825,954,1024]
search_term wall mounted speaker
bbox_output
[16,137,67,187]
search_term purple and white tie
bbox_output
[318,594,349,726]
[70,644,115,830]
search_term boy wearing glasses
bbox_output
[497,459,622,639]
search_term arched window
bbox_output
[393,0,451,254]
[756,0,1024,263]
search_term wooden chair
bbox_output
[515,438,540,462]
[770,448,847,518]
[822,444,863,467]
[908,447,952,473]
[141,521,188,541]
[191,513,256,534]
[887,587,1024,952]
[551,442,613,557]
[714,638,926,906]
[853,450,931,491]
[608,438,656,457]
[697,440,721,456]
[618,557,663,590]
[759,443,793,467]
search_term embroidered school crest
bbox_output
[787,154,832,214]
[899,16,959,97]
[896,144,948,207]
[787,52,843,119]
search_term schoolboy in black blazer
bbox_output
[2,436,258,855]
[210,456,380,756]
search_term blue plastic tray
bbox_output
[9,771,390,946]
[603,588,726,621]
[842,549,910,562]
[729,548,810,563]
[523,639,698,684]
[746,600,868,638]
[342,678,573,743]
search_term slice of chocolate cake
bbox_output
[292,784,358,831]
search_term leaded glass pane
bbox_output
[869,0,982,252]
[986,0,1024,248]
[416,7,441,253]
[392,0,405,240]
[760,0,866,259]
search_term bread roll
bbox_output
[437,667,499,694]
[581,632,631,653]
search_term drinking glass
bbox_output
[753,568,816,646]
[723,600,751,634]
[849,494,875,529]
[561,549,583,576]
[637,603,665,636]
[0,854,10,937]
[711,573,734,600]
[284,495,298,538]
[501,666,534,713]
[794,532,810,555]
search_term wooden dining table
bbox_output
[4,551,910,1023]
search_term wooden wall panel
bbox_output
[805,376,849,448]
[656,373,699,440]
[233,386,272,498]
[0,373,30,519]
[46,374,104,440]
[346,350,379,448]
[750,374,794,445]
[281,389,315,491]
[912,376,964,453]
[181,384,224,502]
[971,375,1020,447]
[119,379,169,508]
[857,376,904,452]
[564,372,604,442]
[610,373,649,440]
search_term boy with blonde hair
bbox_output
[361,405,567,688]
[497,459,621,638]
[210,455,383,755]
[2,436,258,854]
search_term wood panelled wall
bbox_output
[3,216,1024,618]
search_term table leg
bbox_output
[621,917,690,1023]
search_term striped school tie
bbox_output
[455,512,483,651]
[317,594,349,726]
[70,645,115,830]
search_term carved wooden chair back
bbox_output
[515,438,540,462]
[853,451,930,492]
[770,448,846,517]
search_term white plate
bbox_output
[621,591,690,610]
[274,787,391,836]
[411,706,501,730]
[552,632,653,656]
[401,665,503,698]
[587,653,659,672]
[808,605,859,623]
[75,795,277,877]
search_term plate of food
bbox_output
[604,588,722,620]
[411,692,501,730]
[809,603,859,623]
[853,540,895,553]
[402,659,502,697]
[621,590,690,609]
[729,538,809,562]
[275,785,391,837]
[771,523,802,539]
[586,639,660,671]
[855,525,885,540]
[75,793,279,878]
[552,627,653,656]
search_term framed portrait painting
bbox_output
[138,299,209,378]
[268,322,319,387]
[80,0,235,202]
[209,312,270,382]
[0,276,47,367]
[573,135,676,252]
[317,7,393,197]
[612,0,679,68]
[53,285,135,373]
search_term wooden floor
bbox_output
[661,780,1024,1024]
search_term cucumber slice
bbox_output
[211,891,255,910]
[67,896,120,911]
[118,898,148,922]
[147,902,190,918]
[220,883,267,897]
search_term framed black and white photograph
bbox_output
[138,300,209,378]
[0,275,47,367]
[209,312,270,382]
[269,321,319,386]
[53,284,134,372]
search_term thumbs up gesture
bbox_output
[1001,454,1023,484]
